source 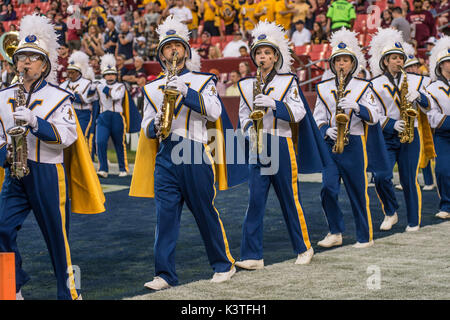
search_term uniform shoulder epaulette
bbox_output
[191,71,218,82]
[0,83,19,93]
[48,82,73,97]
[316,77,334,86]
[370,74,383,81]
[354,77,370,83]
[238,76,255,85]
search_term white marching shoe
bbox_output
[317,233,343,248]
[352,240,374,248]
[16,290,24,300]
[435,211,450,219]
[118,171,128,177]
[210,266,236,283]
[405,225,420,232]
[380,212,398,231]
[144,276,171,291]
[422,184,435,191]
[97,171,108,178]
[395,184,403,190]
[235,259,264,270]
[295,247,314,265]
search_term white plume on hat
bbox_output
[156,15,191,68]
[250,21,293,73]
[15,14,60,84]
[329,28,366,76]
[429,36,450,80]
[369,28,406,77]
[67,51,91,77]
[186,48,201,72]
[100,53,117,75]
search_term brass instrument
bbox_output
[0,31,19,65]
[249,63,265,154]
[332,69,349,154]
[159,51,179,140]
[7,72,30,179]
[398,67,418,144]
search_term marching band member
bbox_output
[0,15,105,300]
[426,36,450,219]
[313,29,379,248]
[60,50,96,138]
[129,16,245,290]
[93,53,140,178]
[369,28,435,232]
[235,21,331,270]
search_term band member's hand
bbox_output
[338,98,360,113]
[166,76,188,97]
[254,94,276,109]
[13,107,38,129]
[154,111,163,137]
[394,120,406,133]
[406,89,420,103]
[326,127,338,141]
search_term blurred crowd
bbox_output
[0,0,449,98]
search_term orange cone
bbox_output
[0,253,16,300]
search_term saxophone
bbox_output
[7,72,30,179]
[249,63,265,154]
[398,67,418,144]
[158,51,179,140]
[332,68,349,154]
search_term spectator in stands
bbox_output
[89,55,102,79]
[216,0,238,36]
[60,0,69,19]
[239,0,258,38]
[326,0,356,34]
[238,61,252,78]
[292,0,311,32]
[57,44,69,83]
[145,22,159,61]
[186,0,200,41]
[354,0,369,14]
[201,0,220,36]
[275,0,295,34]
[239,46,250,57]
[3,3,16,21]
[209,68,227,96]
[391,6,411,43]
[33,6,44,17]
[435,0,449,35]
[208,45,223,59]
[116,54,129,83]
[8,23,16,32]
[144,2,161,30]
[134,36,149,58]
[197,31,212,59]
[103,18,119,54]
[386,0,396,12]
[132,10,146,38]
[254,0,276,23]
[107,2,123,31]
[123,55,147,89]
[407,0,436,48]
[291,20,311,46]
[223,31,250,57]
[401,0,411,17]
[310,21,328,44]
[88,0,107,26]
[167,0,193,25]
[117,21,134,61]
[380,9,393,28]
[422,0,436,16]
[54,12,68,46]
[314,0,330,17]
[225,70,241,96]
[67,7,83,51]
[0,5,7,22]
[82,25,105,57]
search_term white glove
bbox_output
[394,120,406,133]
[406,90,420,103]
[254,94,276,110]
[13,106,38,129]
[246,125,256,152]
[338,97,360,113]
[166,76,188,97]
[326,127,338,141]
[154,111,163,137]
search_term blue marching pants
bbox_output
[421,161,434,186]
[434,134,450,212]
[240,134,311,261]
[74,109,92,138]
[153,134,234,286]
[96,110,128,173]
[320,135,373,243]
[374,128,422,227]
[0,161,80,300]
